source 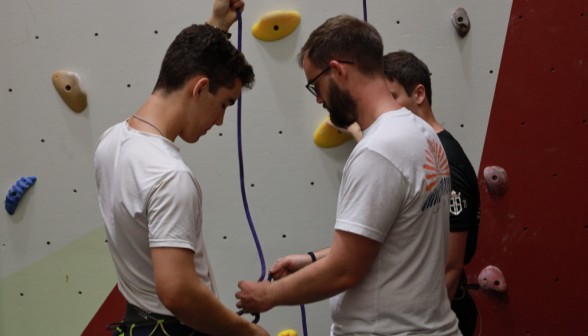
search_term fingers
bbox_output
[269,257,290,274]
[231,0,245,12]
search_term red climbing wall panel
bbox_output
[81,286,126,336]
[465,0,588,335]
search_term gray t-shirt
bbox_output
[331,108,460,336]
[95,121,218,315]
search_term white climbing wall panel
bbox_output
[0,0,512,334]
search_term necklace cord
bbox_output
[132,115,165,137]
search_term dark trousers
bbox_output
[451,285,478,336]
[111,322,199,336]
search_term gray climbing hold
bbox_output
[451,8,471,38]
[5,176,37,215]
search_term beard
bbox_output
[323,78,358,129]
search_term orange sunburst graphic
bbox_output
[423,139,450,191]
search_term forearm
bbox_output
[445,266,462,301]
[167,280,251,336]
[313,247,331,260]
[268,253,355,306]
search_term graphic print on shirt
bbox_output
[421,139,451,211]
[450,191,463,215]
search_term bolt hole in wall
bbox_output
[127,84,131,88]
[396,20,400,24]
[490,70,494,74]
[250,184,254,187]
[223,236,227,240]
[73,189,77,193]
[311,182,314,185]
[95,33,98,36]
[524,227,527,231]
[35,35,39,39]
[79,291,82,295]
[551,68,555,72]
[41,139,45,142]
[155,30,158,34]
[519,15,523,19]
[20,293,23,296]
[553,174,557,178]
[9,88,12,92]
[219,133,223,136]
[282,234,286,238]
[461,124,464,128]
[522,122,525,126]
[279,130,282,134]
[46,241,50,245]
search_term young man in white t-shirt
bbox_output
[94,1,268,335]
[235,15,461,336]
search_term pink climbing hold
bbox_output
[483,166,509,196]
[478,266,507,292]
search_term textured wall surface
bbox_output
[465,0,588,334]
[0,0,512,335]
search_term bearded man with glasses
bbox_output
[236,15,461,336]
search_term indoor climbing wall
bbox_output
[0,0,512,335]
[464,0,588,334]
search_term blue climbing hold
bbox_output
[5,176,37,215]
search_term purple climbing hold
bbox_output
[5,176,37,215]
[484,166,508,196]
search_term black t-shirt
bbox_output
[437,130,480,265]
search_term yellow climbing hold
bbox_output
[277,330,297,336]
[314,116,353,148]
[51,71,87,113]
[252,10,301,41]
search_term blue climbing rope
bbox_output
[236,9,267,283]
[235,10,308,336]
[363,0,367,22]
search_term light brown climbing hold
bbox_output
[51,71,87,113]
[478,265,507,292]
[451,8,471,38]
[484,166,509,196]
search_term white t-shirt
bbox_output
[330,108,460,336]
[94,120,218,315]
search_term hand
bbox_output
[269,254,313,280]
[326,120,362,142]
[235,281,273,314]
[208,0,245,32]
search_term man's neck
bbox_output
[413,104,444,134]
[354,77,403,131]
[130,93,185,142]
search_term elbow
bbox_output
[157,288,186,314]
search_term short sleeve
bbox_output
[147,170,201,252]
[448,162,476,232]
[335,149,408,243]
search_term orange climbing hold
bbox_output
[52,71,88,113]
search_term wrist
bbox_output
[207,17,231,33]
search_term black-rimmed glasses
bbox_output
[305,60,354,97]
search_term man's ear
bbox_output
[192,77,210,102]
[329,60,348,85]
[414,84,427,106]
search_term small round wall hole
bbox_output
[78,291,82,295]
[310,182,314,185]
[553,174,557,178]
[551,68,555,72]
[95,33,98,36]
[556,278,559,282]
[127,84,131,88]
[279,131,282,134]
[41,139,45,142]
[154,30,158,34]
[46,241,50,245]
[105,239,108,243]
[584,225,587,229]
[460,124,464,128]
[251,184,254,187]
[273,25,279,31]
[20,293,24,296]
[583,120,586,124]
[396,21,400,24]
[522,122,525,126]
[581,13,584,17]
[492,175,498,181]
[490,70,494,74]
[219,133,223,136]
[519,15,523,19]
[9,88,12,92]
[35,36,39,39]
[223,236,227,240]
[494,281,500,286]
[65,85,71,91]
[282,234,286,238]
[524,227,527,231]
[458,17,463,22]
[73,189,77,193]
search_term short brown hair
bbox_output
[297,15,383,76]
[384,51,432,106]
[153,24,254,95]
